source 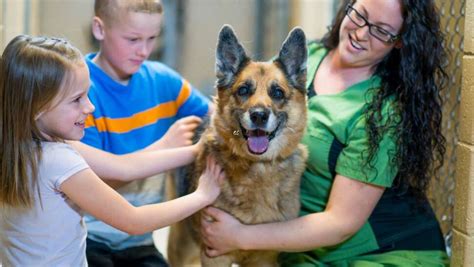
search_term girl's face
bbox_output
[337,0,403,69]
[36,63,95,141]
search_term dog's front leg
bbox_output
[240,251,279,267]
[200,251,234,267]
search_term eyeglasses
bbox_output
[345,4,400,44]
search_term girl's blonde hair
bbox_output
[0,35,83,207]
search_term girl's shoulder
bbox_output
[39,142,89,189]
[40,142,87,174]
[41,142,78,155]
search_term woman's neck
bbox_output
[326,50,375,81]
[312,50,376,95]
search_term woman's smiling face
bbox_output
[337,0,404,69]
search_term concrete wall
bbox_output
[0,0,3,49]
[451,0,474,265]
[1,0,93,52]
[176,0,257,96]
[291,0,335,41]
[1,0,27,50]
[173,0,335,96]
[1,0,334,96]
[37,0,94,53]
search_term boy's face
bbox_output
[95,12,162,82]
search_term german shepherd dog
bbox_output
[168,25,308,267]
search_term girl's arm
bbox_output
[69,140,199,182]
[61,156,224,235]
[201,174,384,255]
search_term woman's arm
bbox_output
[61,156,224,235]
[69,140,199,182]
[201,174,384,255]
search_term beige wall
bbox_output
[178,0,257,96]
[291,0,334,41]
[1,0,94,53]
[178,0,335,95]
[2,0,27,50]
[38,0,94,53]
[0,0,3,49]
[451,0,474,265]
[1,0,334,96]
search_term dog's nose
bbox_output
[250,110,269,126]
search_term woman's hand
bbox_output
[195,156,225,205]
[200,206,243,257]
[145,116,202,151]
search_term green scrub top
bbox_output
[279,42,449,267]
[287,42,398,262]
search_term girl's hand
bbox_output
[145,116,202,150]
[201,206,243,257]
[196,156,225,205]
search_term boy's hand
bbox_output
[196,156,225,205]
[145,116,202,151]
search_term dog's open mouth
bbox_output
[240,123,280,155]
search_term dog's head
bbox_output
[211,25,307,161]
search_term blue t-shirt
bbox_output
[81,53,210,250]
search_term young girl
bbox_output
[0,35,224,266]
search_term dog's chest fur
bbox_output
[191,134,306,225]
[220,162,298,222]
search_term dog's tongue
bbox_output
[247,129,269,154]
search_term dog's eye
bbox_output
[270,86,285,100]
[237,85,250,96]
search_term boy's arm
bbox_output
[69,141,199,183]
[143,115,202,151]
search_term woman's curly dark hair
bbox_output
[321,0,447,197]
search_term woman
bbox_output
[200,0,449,265]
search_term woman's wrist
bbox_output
[240,226,255,251]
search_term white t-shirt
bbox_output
[0,142,89,266]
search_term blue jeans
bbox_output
[86,238,168,267]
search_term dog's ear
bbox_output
[274,28,307,92]
[215,25,249,88]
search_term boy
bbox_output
[80,0,211,266]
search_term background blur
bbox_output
[0,0,466,260]
[0,0,338,96]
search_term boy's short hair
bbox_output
[95,0,163,25]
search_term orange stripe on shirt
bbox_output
[85,79,191,133]
[85,102,178,133]
[85,114,96,128]
[176,80,192,108]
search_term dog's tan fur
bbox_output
[168,25,308,267]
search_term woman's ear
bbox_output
[394,39,403,49]
[91,17,105,41]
